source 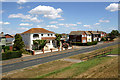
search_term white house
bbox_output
[85,31,92,42]
[21,28,56,50]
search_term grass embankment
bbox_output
[35,57,114,79]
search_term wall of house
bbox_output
[82,33,87,43]
[69,35,82,42]
[21,33,31,50]
[87,35,92,42]
[30,33,55,50]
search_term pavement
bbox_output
[2,41,119,73]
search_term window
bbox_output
[83,40,86,43]
[33,34,39,38]
[48,34,49,36]
[41,34,43,36]
[51,34,53,36]
[82,35,84,37]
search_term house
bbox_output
[60,33,69,43]
[97,31,107,38]
[85,31,92,42]
[69,31,87,43]
[21,28,56,50]
[5,34,14,46]
[0,32,6,46]
[89,31,101,42]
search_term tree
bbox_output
[33,40,46,50]
[13,34,25,50]
[111,30,119,36]
[55,34,62,47]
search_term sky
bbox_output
[0,2,119,34]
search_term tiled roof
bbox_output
[85,31,91,34]
[21,28,55,34]
[69,31,85,35]
[41,37,56,40]
[5,34,14,38]
[89,31,100,34]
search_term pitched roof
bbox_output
[89,31,100,34]
[21,28,55,34]
[5,34,14,38]
[69,31,85,35]
[85,31,91,34]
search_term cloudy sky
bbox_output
[1,2,119,34]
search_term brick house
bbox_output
[69,31,87,43]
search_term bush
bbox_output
[2,50,22,60]
[20,49,31,55]
[71,42,83,46]
[2,46,10,52]
[87,41,97,46]
[62,43,69,48]
[101,37,105,41]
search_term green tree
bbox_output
[55,34,62,47]
[111,30,119,36]
[33,40,47,50]
[13,34,25,51]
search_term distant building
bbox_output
[5,34,14,46]
[21,28,56,50]
[69,31,87,43]
[0,32,6,46]
[89,31,101,42]
[85,31,92,42]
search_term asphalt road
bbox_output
[2,41,119,73]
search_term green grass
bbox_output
[110,47,119,55]
[31,57,111,79]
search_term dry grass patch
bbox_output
[3,60,73,78]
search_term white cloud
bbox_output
[19,23,33,26]
[94,23,100,25]
[58,18,64,21]
[105,3,119,12]
[99,19,110,23]
[29,5,63,19]
[83,25,91,28]
[18,27,29,30]
[77,22,82,24]
[18,6,24,9]
[49,21,58,24]
[0,10,4,14]
[17,0,27,4]
[8,13,43,23]
[58,23,77,27]
[0,21,10,25]
[0,0,5,2]
[46,25,59,28]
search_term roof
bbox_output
[69,31,85,35]
[5,34,14,38]
[41,37,56,40]
[21,28,55,34]
[0,34,5,38]
[85,31,91,34]
[97,31,106,34]
[89,31,100,34]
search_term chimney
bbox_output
[1,32,4,34]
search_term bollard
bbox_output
[58,47,60,52]
[42,48,44,54]
[32,50,35,55]
[50,48,52,52]
[61,47,63,51]
[72,46,73,49]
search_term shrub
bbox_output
[101,37,105,41]
[71,42,83,46]
[87,41,97,46]
[2,51,22,60]
[62,43,69,48]
[2,46,10,52]
[20,49,31,55]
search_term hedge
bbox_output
[2,51,22,60]
[71,42,83,46]
[87,41,98,46]
[2,46,10,52]
[71,41,98,46]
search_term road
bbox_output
[2,41,119,73]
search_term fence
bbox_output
[81,48,112,61]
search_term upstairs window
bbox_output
[51,34,53,36]
[48,34,50,36]
[41,34,43,36]
[33,34,39,38]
